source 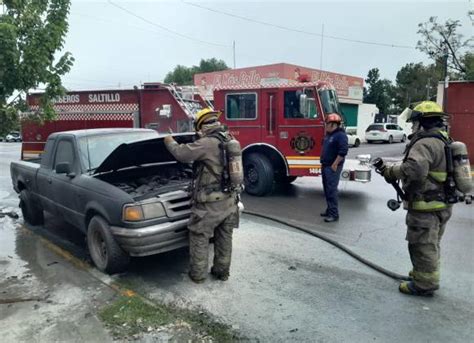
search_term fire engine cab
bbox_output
[21,81,371,196]
[214,81,371,195]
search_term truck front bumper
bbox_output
[341,156,372,182]
[110,219,189,257]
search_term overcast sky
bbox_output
[61,0,473,90]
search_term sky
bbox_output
[58,0,473,90]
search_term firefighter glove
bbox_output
[164,135,175,145]
[383,165,401,183]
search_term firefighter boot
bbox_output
[399,281,435,296]
[188,272,206,284]
[211,267,229,281]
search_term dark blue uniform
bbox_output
[321,128,348,219]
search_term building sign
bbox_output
[27,90,139,107]
[195,63,364,101]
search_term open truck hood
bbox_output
[94,133,196,174]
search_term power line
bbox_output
[107,0,230,48]
[75,6,276,66]
[183,1,416,49]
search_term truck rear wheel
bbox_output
[19,189,44,225]
[87,215,130,274]
[276,175,298,184]
[244,153,274,196]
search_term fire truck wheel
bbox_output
[276,175,298,184]
[244,153,274,196]
[19,189,44,225]
[87,215,130,274]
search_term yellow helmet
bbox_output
[194,108,221,130]
[408,101,448,122]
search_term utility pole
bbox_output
[233,41,236,69]
[320,24,324,70]
[426,77,431,100]
[442,43,449,112]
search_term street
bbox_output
[1,141,473,342]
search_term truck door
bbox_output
[261,90,278,146]
[36,138,58,215]
[46,136,83,227]
[223,91,261,147]
[276,88,325,176]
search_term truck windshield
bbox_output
[319,89,341,115]
[78,131,158,172]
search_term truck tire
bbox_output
[354,139,360,147]
[19,189,44,225]
[276,175,298,184]
[244,153,274,196]
[87,215,130,274]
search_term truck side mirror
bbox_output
[55,162,75,178]
[299,94,307,116]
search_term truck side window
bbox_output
[226,93,257,120]
[284,90,319,119]
[54,140,75,168]
[40,138,56,169]
[284,91,304,118]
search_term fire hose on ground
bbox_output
[243,210,411,282]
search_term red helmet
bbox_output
[325,113,342,123]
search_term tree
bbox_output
[391,62,444,112]
[164,65,195,85]
[417,16,473,77]
[363,68,393,115]
[0,0,74,135]
[459,52,474,80]
[164,58,229,85]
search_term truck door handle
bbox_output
[48,178,52,184]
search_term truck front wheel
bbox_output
[87,215,130,274]
[244,153,274,196]
[19,189,44,225]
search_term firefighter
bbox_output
[164,108,239,283]
[320,113,348,223]
[382,101,452,296]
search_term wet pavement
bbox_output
[0,143,114,342]
[1,142,473,342]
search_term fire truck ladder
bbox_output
[203,97,214,110]
[167,84,200,119]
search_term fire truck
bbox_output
[213,81,371,195]
[21,81,371,196]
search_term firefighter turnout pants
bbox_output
[187,198,239,281]
[406,208,452,291]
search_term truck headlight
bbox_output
[142,202,166,219]
[123,202,166,222]
[123,205,144,221]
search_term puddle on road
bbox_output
[0,215,30,278]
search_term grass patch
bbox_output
[99,296,173,337]
[99,295,242,341]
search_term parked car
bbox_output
[6,131,22,142]
[347,132,361,147]
[365,123,407,144]
[11,128,197,274]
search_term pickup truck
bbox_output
[11,128,195,274]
